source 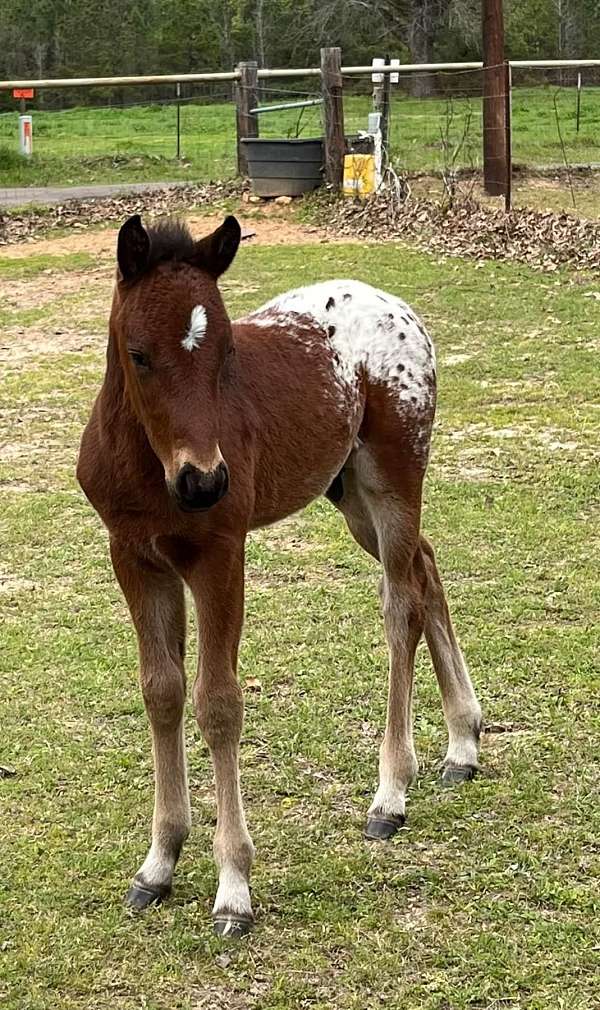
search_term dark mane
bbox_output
[145,218,197,273]
[117,213,241,285]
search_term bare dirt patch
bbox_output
[0,212,325,366]
[0,211,327,260]
[411,170,600,219]
[0,324,104,362]
[0,269,110,310]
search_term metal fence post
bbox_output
[236,61,258,176]
[381,55,392,167]
[504,61,512,212]
[372,57,384,112]
[176,82,181,160]
[321,47,345,188]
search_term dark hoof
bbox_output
[441,763,477,787]
[364,813,405,841]
[213,914,254,939]
[124,882,168,910]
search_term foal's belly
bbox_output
[248,412,357,529]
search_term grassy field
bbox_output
[1,85,599,187]
[0,227,598,1009]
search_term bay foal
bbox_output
[77,214,482,937]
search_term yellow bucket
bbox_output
[343,154,376,198]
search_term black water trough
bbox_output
[241,137,324,197]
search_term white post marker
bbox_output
[372,57,385,113]
[19,115,33,156]
[390,59,400,84]
[371,57,385,84]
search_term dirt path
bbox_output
[0,211,328,259]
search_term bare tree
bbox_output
[408,1,439,95]
[557,0,584,59]
[255,0,267,67]
[448,0,481,49]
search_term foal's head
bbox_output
[113,214,241,512]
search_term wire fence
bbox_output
[350,67,600,169]
[343,64,600,209]
[1,64,600,209]
[0,81,239,182]
[0,78,328,184]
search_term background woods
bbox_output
[1,1,599,98]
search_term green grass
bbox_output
[0,251,95,278]
[1,238,599,1009]
[1,85,599,188]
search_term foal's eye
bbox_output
[128,350,151,370]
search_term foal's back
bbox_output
[243,278,436,413]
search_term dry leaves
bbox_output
[0,181,242,246]
[324,189,600,272]
[4,178,600,275]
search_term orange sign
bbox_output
[13,88,34,99]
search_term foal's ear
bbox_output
[117,215,150,282]
[192,216,241,278]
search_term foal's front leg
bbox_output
[110,540,191,908]
[187,536,254,937]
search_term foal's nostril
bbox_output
[180,466,197,501]
[216,461,229,498]
[173,461,229,511]
[175,463,198,503]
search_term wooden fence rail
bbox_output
[4,58,600,92]
[3,54,600,204]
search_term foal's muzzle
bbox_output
[173,461,229,512]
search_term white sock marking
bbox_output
[213,865,252,917]
[368,781,407,818]
[138,840,174,888]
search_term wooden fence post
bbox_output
[236,60,258,176]
[482,0,507,196]
[321,47,345,188]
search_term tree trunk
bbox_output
[408,0,438,97]
[562,1,583,85]
[562,0,583,66]
[255,0,266,68]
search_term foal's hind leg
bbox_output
[365,507,425,839]
[110,540,190,908]
[331,451,424,839]
[419,537,483,783]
